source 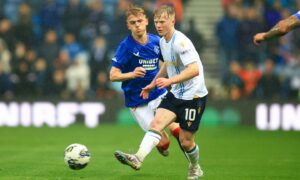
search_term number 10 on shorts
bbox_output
[185,108,196,121]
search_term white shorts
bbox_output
[129,92,166,131]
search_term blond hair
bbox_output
[154,5,175,19]
[126,4,146,19]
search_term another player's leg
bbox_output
[114,129,161,170]
[114,108,175,170]
[156,130,170,156]
[129,105,170,157]
[167,122,190,161]
[135,108,175,162]
[114,151,142,170]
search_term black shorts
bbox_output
[158,92,207,132]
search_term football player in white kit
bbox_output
[254,10,300,45]
[114,5,208,180]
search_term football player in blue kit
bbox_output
[110,5,180,157]
[254,10,300,45]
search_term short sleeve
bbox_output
[112,42,128,70]
[175,38,197,66]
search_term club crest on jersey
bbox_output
[154,45,160,55]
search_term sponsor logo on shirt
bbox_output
[139,58,159,71]
[133,52,140,57]
[154,46,160,55]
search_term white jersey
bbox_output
[160,30,208,100]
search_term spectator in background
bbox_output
[50,69,68,98]
[39,0,63,35]
[264,0,283,30]
[89,36,109,87]
[80,0,109,47]
[65,53,90,100]
[24,49,37,72]
[108,0,130,51]
[3,0,22,24]
[222,60,244,100]
[237,7,264,63]
[62,0,85,39]
[39,30,60,70]
[282,54,300,99]
[34,57,49,96]
[216,4,240,77]
[0,38,11,76]
[256,58,281,99]
[62,32,83,61]
[53,49,71,71]
[11,42,26,74]
[0,63,12,98]
[13,59,34,96]
[0,19,16,52]
[14,2,34,48]
[239,61,262,98]
[0,38,12,97]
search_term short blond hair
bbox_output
[126,4,146,19]
[154,5,175,19]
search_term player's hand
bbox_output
[132,67,146,78]
[156,77,172,89]
[140,83,155,99]
[253,32,266,45]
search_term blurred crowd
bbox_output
[0,0,298,102]
[216,0,300,101]
[0,0,189,100]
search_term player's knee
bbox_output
[180,139,194,151]
[150,120,164,131]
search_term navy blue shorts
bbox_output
[158,92,207,132]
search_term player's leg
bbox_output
[180,130,203,179]
[167,122,190,161]
[114,108,176,170]
[156,130,170,156]
[129,106,170,156]
[147,92,172,156]
[177,95,206,179]
[134,108,176,162]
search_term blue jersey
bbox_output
[112,33,167,107]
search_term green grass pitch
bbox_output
[0,125,300,180]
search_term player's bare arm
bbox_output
[254,15,300,45]
[156,62,199,89]
[140,61,167,99]
[110,66,146,82]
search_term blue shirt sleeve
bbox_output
[112,42,128,70]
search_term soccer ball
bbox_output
[64,143,91,170]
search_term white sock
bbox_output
[186,145,199,166]
[135,130,161,162]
